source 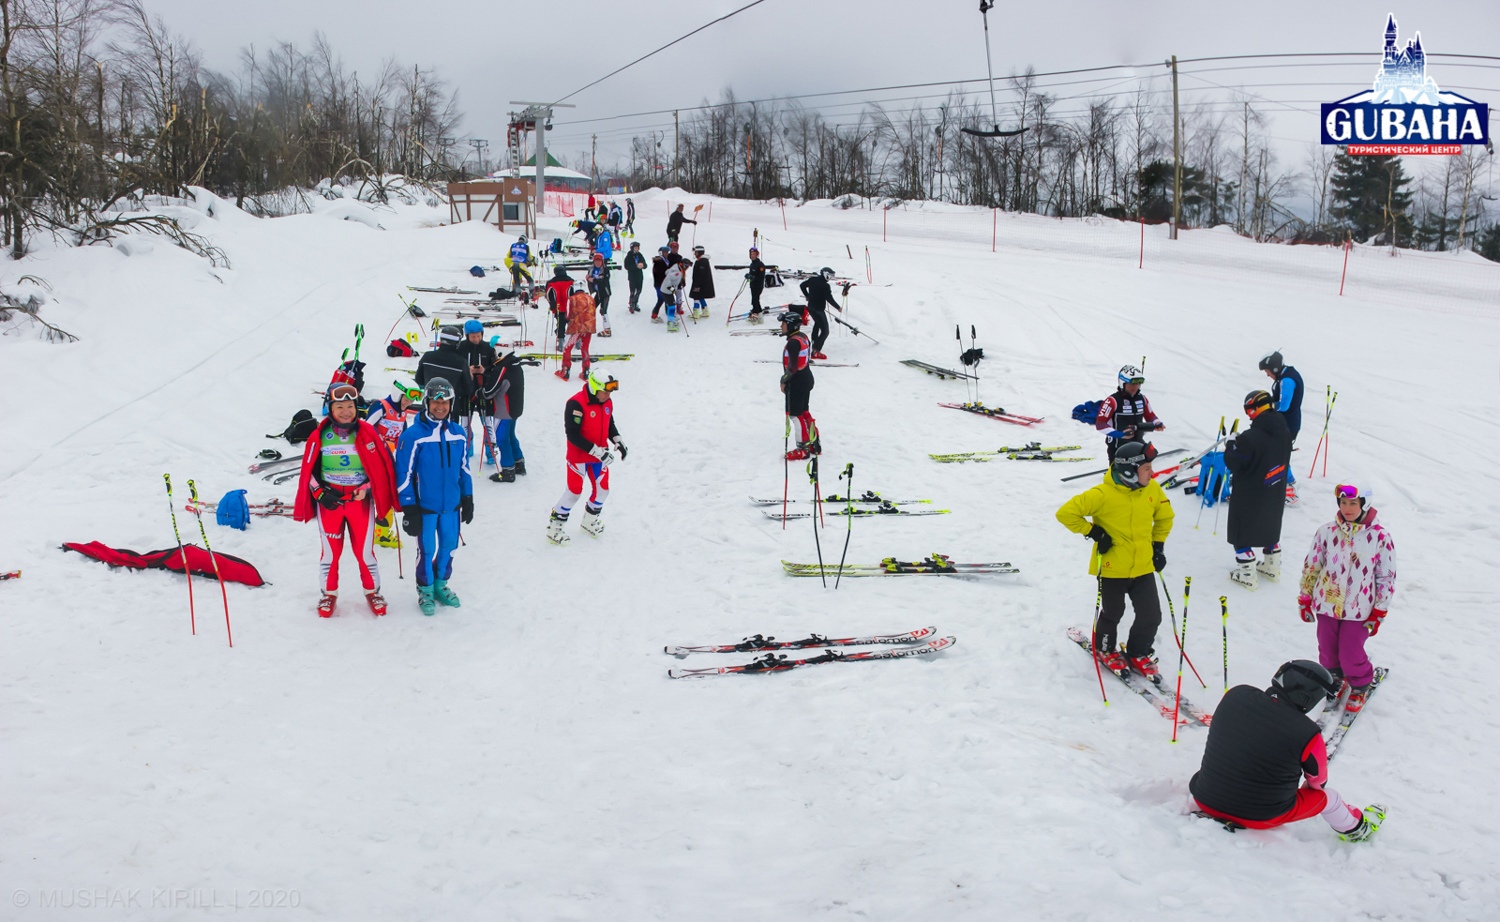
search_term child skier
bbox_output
[1094,364,1165,463]
[292,383,400,618]
[1054,441,1174,679]
[747,247,767,321]
[547,368,627,546]
[481,352,528,483]
[587,251,613,337]
[1225,389,1293,589]
[546,267,573,353]
[1297,484,1396,714]
[1190,660,1385,841]
[366,381,420,547]
[559,287,597,381]
[395,378,474,616]
[689,244,715,319]
[1260,350,1305,505]
[780,309,820,460]
[660,254,686,332]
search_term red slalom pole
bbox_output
[163,474,196,635]
[187,480,233,647]
[1338,237,1350,296]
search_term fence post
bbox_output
[1139,218,1145,269]
[780,197,787,230]
[1338,237,1351,296]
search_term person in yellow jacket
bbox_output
[1056,441,1175,680]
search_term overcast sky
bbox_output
[143,0,1500,177]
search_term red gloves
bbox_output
[1298,595,1315,623]
[1366,609,1387,636]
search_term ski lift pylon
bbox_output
[961,1,1028,139]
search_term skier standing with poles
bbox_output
[780,309,820,461]
[547,368,626,546]
[746,247,767,322]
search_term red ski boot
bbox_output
[366,592,388,616]
[317,594,336,618]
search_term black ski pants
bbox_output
[1094,573,1162,659]
[806,304,830,353]
[749,279,764,313]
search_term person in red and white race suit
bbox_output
[293,383,400,617]
[365,382,420,548]
[779,309,820,460]
[546,368,625,545]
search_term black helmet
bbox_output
[1244,389,1273,415]
[1258,350,1284,373]
[777,309,804,329]
[1270,660,1340,713]
[819,267,835,280]
[1112,441,1158,489]
[423,377,455,406]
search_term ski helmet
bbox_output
[630,241,640,249]
[463,319,483,335]
[518,234,527,244]
[820,267,835,280]
[1270,660,1340,713]
[327,383,359,405]
[749,246,759,255]
[1112,440,1158,489]
[593,251,604,263]
[1258,350,1284,373]
[778,309,804,329]
[1243,389,1273,416]
[422,377,455,406]
[1334,483,1371,508]
[437,325,463,346]
[586,367,618,398]
[1118,364,1145,386]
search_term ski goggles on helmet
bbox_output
[1334,484,1367,500]
[327,384,359,403]
[1124,376,1146,385]
[394,379,422,402]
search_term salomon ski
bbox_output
[1066,628,1206,727]
[666,626,939,656]
[939,402,1044,426]
[668,635,956,678]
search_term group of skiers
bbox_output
[1059,352,1395,842]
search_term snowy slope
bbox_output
[1,187,1497,920]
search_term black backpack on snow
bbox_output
[282,409,318,443]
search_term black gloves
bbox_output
[460,494,474,525]
[1153,542,1167,572]
[313,487,341,511]
[402,508,424,537]
[1086,525,1113,554]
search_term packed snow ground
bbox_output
[2,187,1497,920]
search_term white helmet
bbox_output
[1118,364,1144,385]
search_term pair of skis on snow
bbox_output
[751,493,945,520]
[1065,627,1213,728]
[930,443,1092,463]
[665,626,956,678]
[781,554,1018,577]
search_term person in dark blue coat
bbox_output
[1260,350,1305,504]
[395,377,474,616]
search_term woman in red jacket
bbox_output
[293,383,400,617]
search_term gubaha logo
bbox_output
[1320,14,1490,156]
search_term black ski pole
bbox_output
[971,325,981,407]
[810,456,826,588]
[781,415,791,530]
[835,463,854,588]
[956,325,969,404]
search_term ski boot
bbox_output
[1285,482,1300,506]
[1338,804,1388,842]
[432,579,461,608]
[1327,668,1348,702]
[599,327,612,338]
[1127,654,1162,684]
[1230,557,1258,590]
[546,512,571,546]
[490,467,516,483]
[749,311,764,325]
[417,584,436,616]
[317,594,336,618]
[1344,683,1373,714]
[812,351,828,361]
[555,368,571,381]
[374,519,401,548]
[514,459,527,476]
[1256,549,1282,582]
[1098,648,1129,677]
[667,320,679,332]
[651,315,663,324]
[700,305,710,318]
[579,506,605,538]
[366,592,388,616]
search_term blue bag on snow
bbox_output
[216,489,251,530]
[1071,400,1101,424]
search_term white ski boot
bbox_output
[1256,550,1282,582]
[546,512,571,546]
[579,507,605,538]
[1230,558,1258,590]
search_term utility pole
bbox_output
[1169,54,1182,241]
[508,100,574,216]
[674,110,680,186]
[591,134,598,192]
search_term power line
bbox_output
[547,0,770,107]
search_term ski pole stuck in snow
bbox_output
[162,474,196,636]
[187,480,234,647]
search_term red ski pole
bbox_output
[1090,576,1109,706]
[187,480,233,647]
[1160,573,1206,688]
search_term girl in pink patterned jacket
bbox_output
[1297,484,1396,713]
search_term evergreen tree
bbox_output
[1478,222,1500,264]
[1329,152,1414,245]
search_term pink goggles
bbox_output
[1334,484,1364,500]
